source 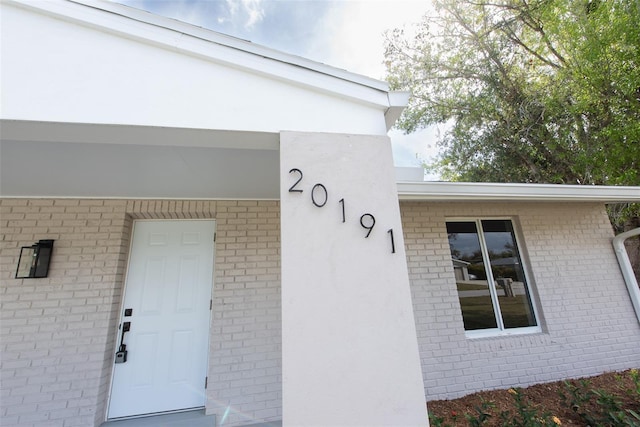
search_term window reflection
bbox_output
[447,220,537,332]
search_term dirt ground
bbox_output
[427,370,639,426]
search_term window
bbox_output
[446,219,540,336]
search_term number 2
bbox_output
[288,168,303,193]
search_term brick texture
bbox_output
[0,199,281,427]
[1,199,130,427]
[3,198,639,426]
[203,201,281,427]
[401,201,640,401]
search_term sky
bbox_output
[114,0,443,177]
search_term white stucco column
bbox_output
[280,131,428,426]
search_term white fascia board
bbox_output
[6,0,398,111]
[385,91,411,131]
[397,181,640,203]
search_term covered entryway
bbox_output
[107,220,215,419]
[1,2,410,425]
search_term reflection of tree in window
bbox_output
[447,220,537,333]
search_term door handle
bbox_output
[115,321,131,364]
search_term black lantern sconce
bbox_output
[15,240,54,279]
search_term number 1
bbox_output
[388,229,396,253]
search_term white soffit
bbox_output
[397,181,640,203]
[0,140,280,199]
[0,121,280,199]
[5,0,403,114]
[0,120,280,150]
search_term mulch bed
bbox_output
[427,370,639,426]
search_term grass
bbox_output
[457,283,491,291]
[459,295,535,329]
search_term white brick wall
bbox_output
[1,199,130,427]
[204,201,281,426]
[3,198,639,426]
[1,199,281,427]
[401,201,640,401]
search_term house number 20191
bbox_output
[288,168,396,254]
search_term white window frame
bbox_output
[446,217,542,339]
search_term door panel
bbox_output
[176,256,198,311]
[108,220,215,419]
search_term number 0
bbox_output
[311,184,328,207]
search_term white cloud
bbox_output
[225,0,239,16]
[225,0,265,29]
[309,1,432,79]
[120,1,204,28]
[301,1,441,178]
[390,126,440,160]
[115,0,442,178]
[241,0,265,28]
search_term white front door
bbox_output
[108,220,215,419]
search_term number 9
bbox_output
[360,214,375,238]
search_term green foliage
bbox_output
[499,388,560,426]
[558,379,595,421]
[630,368,640,396]
[559,371,640,427]
[429,412,451,427]
[428,370,640,426]
[607,203,640,234]
[465,399,495,426]
[385,0,640,186]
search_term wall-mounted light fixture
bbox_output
[16,240,54,279]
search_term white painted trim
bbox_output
[4,183,639,203]
[445,217,543,337]
[465,326,542,339]
[0,196,281,201]
[5,0,404,114]
[385,91,411,130]
[475,220,506,330]
[612,228,640,324]
[0,120,280,150]
[398,181,640,202]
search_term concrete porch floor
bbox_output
[100,409,282,427]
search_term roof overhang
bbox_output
[4,0,407,131]
[385,92,411,131]
[397,181,640,203]
[0,120,279,150]
[0,121,281,199]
